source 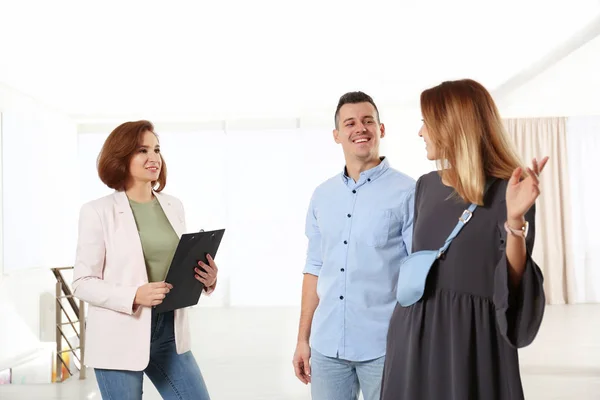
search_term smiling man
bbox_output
[292,91,416,400]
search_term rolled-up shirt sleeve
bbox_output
[303,192,322,276]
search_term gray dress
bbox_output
[381,171,545,400]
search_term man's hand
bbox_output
[293,341,312,384]
[134,282,173,307]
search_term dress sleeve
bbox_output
[493,203,546,348]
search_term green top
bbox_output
[128,197,179,283]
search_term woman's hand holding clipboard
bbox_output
[154,229,225,313]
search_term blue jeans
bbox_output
[310,349,385,400]
[94,310,210,400]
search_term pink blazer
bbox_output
[73,191,192,371]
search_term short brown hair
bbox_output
[97,120,167,192]
[420,79,523,205]
[334,91,380,129]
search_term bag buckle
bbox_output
[459,209,472,223]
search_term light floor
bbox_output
[0,305,599,399]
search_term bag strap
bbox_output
[435,178,496,259]
[436,203,478,258]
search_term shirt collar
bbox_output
[342,156,389,185]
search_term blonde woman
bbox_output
[381,79,547,400]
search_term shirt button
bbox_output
[367,178,371,182]
[347,214,351,218]
[352,190,356,194]
[343,240,347,244]
[339,296,344,300]
[341,268,345,272]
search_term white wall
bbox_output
[0,112,3,283]
[2,112,79,274]
[0,84,78,367]
[566,116,600,303]
[379,107,436,178]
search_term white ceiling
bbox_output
[1,0,599,122]
[500,30,600,117]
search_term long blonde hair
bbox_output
[420,79,524,205]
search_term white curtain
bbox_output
[566,116,600,303]
[504,118,573,304]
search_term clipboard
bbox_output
[155,228,225,313]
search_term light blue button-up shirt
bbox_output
[303,157,415,361]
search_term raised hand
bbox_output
[506,156,549,221]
